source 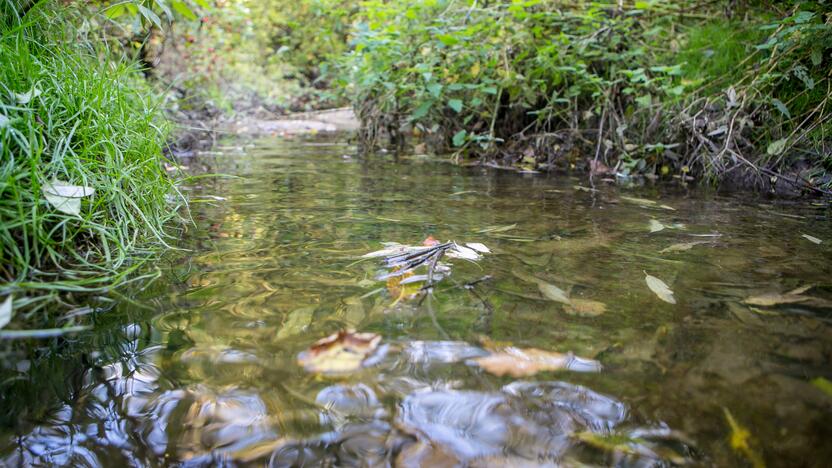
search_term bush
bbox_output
[0,2,182,324]
[338,0,832,191]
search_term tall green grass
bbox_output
[0,2,184,327]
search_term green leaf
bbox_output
[171,0,197,20]
[812,377,832,399]
[771,99,791,119]
[452,130,467,147]
[410,101,432,120]
[436,34,459,46]
[635,94,652,108]
[426,83,442,98]
[767,138,788,156]
[138,4,162,27]
[103,3,129,19]
[447,99,463,113]
[810,49,823,66]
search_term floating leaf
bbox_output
[42,180,95,216]
[446,243,480,261]
[538,281,571,304]
[0,296,12,329]
[723,408,765,468]
[361,243,409,258]
[297,330,382,374]
[801,234,822,244]
[470,346,601,377]
[563,298,607,317]
[648,219,665,233]
[465,242,490,253]
[645,272,676,304]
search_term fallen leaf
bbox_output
[621,196,656,205]
[297,330,382,374]
[470,346,601,377]
[14,86,41,104]
[659,241,709,253]
[42,180,95,216]
[477,224,517,233]
[465,242,491,253]
[361,243,409,258]
[811,377,832,399]
[801,234,822,244]
[446,244,481,261]
[645,272,676,304]
[723,408,765,468]
[0,296,12,329]
[537,281,571,305]
[743,285,814,307]
[563,298,607,317]
[648,219,665,233]
[276,306,315,339]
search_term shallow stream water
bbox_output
[2,134,831,466]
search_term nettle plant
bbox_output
[342,1,683,165]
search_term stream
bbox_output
[2,133,831,466]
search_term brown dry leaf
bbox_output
[563,298,607,317]
[471,346,601,377]
[297,330,381,374]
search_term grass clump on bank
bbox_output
[337,1,832,194]
[0,2,182,329]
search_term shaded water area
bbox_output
[2,134,832,466]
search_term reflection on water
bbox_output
[2,135,832,466]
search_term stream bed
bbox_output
[2,134,831,466]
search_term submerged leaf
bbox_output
[645,272,676,304]
[801,234,822,244]
[538,281,571,304]
[743,285,814,307]
[811,377,832,399]
[297,330,382,374]
[0,296,12,329]
[723,408,765,468]
[42,180,95,216]
[648,219,665,233]
[470,346,601,377]
[659,241,708,253]
[563,298,607,317]
[276,306,315,339]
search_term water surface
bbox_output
[2,134,831,466]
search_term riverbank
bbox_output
[0,3,182,333]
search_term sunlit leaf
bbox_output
[465,242,491,253]
[297,330,382,374]
[171,0,198,20]
[645,272,676,304]
[0,296,12,329]
[470,346,601,377]
[42,180,95,216]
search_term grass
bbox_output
[0,2,184,329]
